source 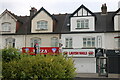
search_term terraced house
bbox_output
[0,4,120,74]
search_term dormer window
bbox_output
[2,22,11,32]
[76,19,89,29]
[36,20,48,30]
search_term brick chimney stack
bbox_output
[101,3,107,14]
[30,7,37,18]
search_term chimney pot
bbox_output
[101,3,107,14]
[30,7,37,18]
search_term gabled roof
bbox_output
[1,6,119,35]
[0,9,17,21]
[71,4,95,17]
[31,7,56,21]
[115,8,120,14]
[113,8,120,17]
[0,9,27,24]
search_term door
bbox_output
[73,58,96,73]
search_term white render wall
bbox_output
[26,34,59,47]
[104,33,119,49]
[70,16,95,32]
[0,34,59,49]
[0,35,25,49]
[61,33,118,49]
[1,33,118,50]
[61,33,104,49]
[114,15,120,31]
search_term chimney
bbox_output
[101,3,107,14]
[30,7,37,17]
[118,1,120,8]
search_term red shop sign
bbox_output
[22,47,61,55]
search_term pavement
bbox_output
[75,73,120,80]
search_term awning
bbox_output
[114,36,120,38]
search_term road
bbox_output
[74,77,120,80]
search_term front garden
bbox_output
[1,47,76,79]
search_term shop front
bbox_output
[62,49,96,73]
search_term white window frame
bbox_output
[6,38,15,48]
[31,38,41,47]
[2,22,11,31]
[51,37,58,47]
[65,38,72,48]
[36,20,48,30]
[77,19,89,29]
[83,37,95,48]
[97,36,102,48]
[118,38,120,48]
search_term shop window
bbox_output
[31,38,41,47]
[83,37,95,48]
[65,38,72,48]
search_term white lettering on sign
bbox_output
[40,49,48,53]
[62,49,95,57]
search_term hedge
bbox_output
[2,54,76,79]
[2,47,20,62]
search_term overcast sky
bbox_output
[0,0,120,16]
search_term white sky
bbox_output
[0,0,120,16]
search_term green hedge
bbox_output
[2,47,20,62]
[2,54,76,79]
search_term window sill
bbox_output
[75,28,89,29]
[36,29,48,31]
[2,31,11,32]
[82,47,96,49]
[62,48,73,49]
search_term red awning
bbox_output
[114,36,120,38]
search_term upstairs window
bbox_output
[6,38,15,48]
[31,38,41,47]
[37,20,48,30]
[83,37,95,48]
[77,19,89,29]
[65,38,72,48]
[51,37,58,47]
[118,38,120,48]
[2,22,11,31]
